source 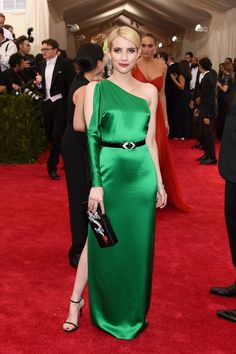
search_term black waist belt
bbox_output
[102,140,145,150]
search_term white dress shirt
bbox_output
[199,70,209,83]
[45,55,62,102]
[190,66,198,90]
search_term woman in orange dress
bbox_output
[133,33,190,212]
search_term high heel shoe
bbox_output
[63,297,84,333]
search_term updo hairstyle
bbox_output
[76,43,104,73]
[107,26,140,50]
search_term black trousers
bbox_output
[61,125,89,257]
[201,120,216,160]
[192,114,202,142]
[225,181,236,267]
[43,99,67,172]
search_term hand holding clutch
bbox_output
[88,187,105,214]
[82,202,118,248]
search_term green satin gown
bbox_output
[87,80,158,339]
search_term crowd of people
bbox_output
[165,51,236,165]
[1,10,236,335]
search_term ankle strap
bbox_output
[70,297,83,304]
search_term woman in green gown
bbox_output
[63,26,167,339]
[84,26,167,339]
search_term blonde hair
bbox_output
[90,33,106,47]
[107,26,140,50]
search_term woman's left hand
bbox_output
[156,184,167,209]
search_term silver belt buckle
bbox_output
[122,141,136,150]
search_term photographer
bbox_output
[0,13,13,40]
[0,51,40,98]
[0,27,17,72]
[0,53,26,94]
[15,35,36,81]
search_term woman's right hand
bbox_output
[88,187,105,214]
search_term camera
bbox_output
[27,27,34,43]
[23,87,41,101]
[19,79,42,101]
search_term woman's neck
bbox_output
[110,71,134,86]
[139,56,155,64]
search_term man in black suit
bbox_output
[185,51,194,67]
[35,38,76,180]
[210,77,236,321]
[197,57,217,165]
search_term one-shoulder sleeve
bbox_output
[87,82,103,187]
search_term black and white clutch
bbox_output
[82,203,118,248]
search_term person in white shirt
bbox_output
[0,13,13,40]
[0,27,17,71]
[190,56,199,91]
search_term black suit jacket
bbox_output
[38,55,76,101]
[199,71,217,119]
[218,78,236,183]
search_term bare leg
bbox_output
[63,239,88,331]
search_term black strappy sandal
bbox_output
[63,297,84,333]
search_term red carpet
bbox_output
[1,140,236,354]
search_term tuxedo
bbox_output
[37,55,76,174]
[38,56,76,101]
[199,71,217,160]
[199,71,217,119]
[218,78,236,265]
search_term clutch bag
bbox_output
[82,202,118,248]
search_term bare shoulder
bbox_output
[140,82,158,96]
[73,85,86,103]
[85,81,98,96]
[86,81,97,90]
[133,79,156,93]
[145,84,158,104]
[155,58,167,72]
[162,63,167,74]
[74,84,86,96]
[134,80,157,103]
